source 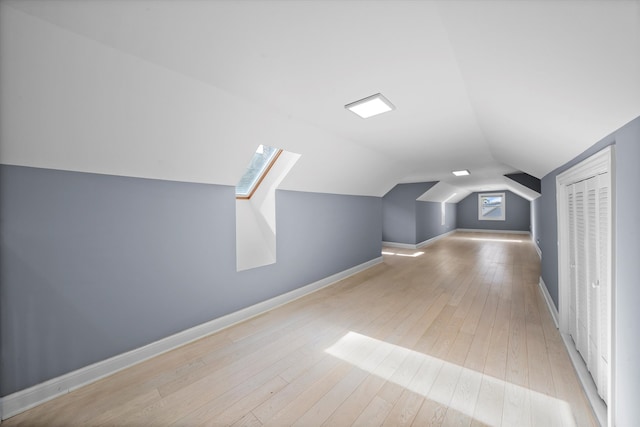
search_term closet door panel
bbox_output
[568,174,610,403]
[596,174,610,402]
[587,179,600,388]
[574,181,589,362]
[559,146,612,407]
[568,186,578,341]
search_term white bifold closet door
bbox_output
[567,172,610,403]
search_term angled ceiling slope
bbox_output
[417,182,470,204]
[1,0,639,197]
[417,176,539,204]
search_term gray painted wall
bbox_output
[539,139,615,309]
[381,182,436,244]
[416,201,457,243]
[0,165,382,396]
[456,190,531,232]
[613,117,640,426]
[538,115,640,426]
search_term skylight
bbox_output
[452,169,470,176]
[235,144,282,198]
[345,93,395,118]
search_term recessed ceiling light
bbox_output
[452,170,470,176]
[345,93,395,118]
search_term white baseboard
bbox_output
[417,229,456,248]
[534,241,542,259]
[538,277,607,426]
[382,241,419,249]
[456,228,531,235]
[539,277,606,425]
[559,333,607,427]
[538,277,605,424]
[538,277,559,329]
[0,256,382,420]
[382,229,456,250]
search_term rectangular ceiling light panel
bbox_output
[452,169,470,176]
[345,93,395,118]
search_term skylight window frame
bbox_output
[235,147,283,200]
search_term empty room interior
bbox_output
[1,1,639,426]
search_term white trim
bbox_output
[534,241,542,259]
[556,144,614,426]
[381,241,419,250]
[478,192,506,221]
[456,228,531,235]
[0,256,382,420]
[560,333,607,427]
[417,230,456,248]
[537,278,605,424]
[556,146,613,185]
[382,229,456,250]
[538,277,559,329]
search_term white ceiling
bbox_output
[2,0,639,198]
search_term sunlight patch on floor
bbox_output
[325,331,575,427]
[468,237,524,243]
[381,251,425,257]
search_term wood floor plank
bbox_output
[441,365,482,427]
[464,288,499,373]
[3,232,597,427]
[380,390,423,427]
[231,412,262,427]
[525,319,556,396]
[376,350,427,408]
[501,382,532,427]
[170,348,297,426]
[202,375,288,426]
[506,284,529,388]
[483,295,511,381]
[292,335,397,427]
[472,375,505,427]
[418,360,463,425]
[252,356,342,424]
[319,372,387,426]
[352,396,394,427]
[411,398,448,427]
[260,361,353,427]
[320,345,411,426]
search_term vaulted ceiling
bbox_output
[2,0,639,199]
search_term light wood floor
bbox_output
[4,231,597,426]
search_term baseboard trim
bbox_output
[539,277,605,426]
[534,241,542,259]
[382,229,456,250]
[560,333,607,427]
[417,230,456,248]
[456,228,531,235]
[538,277,559,329]
[0,256,383,420]
[381,241,419,249]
